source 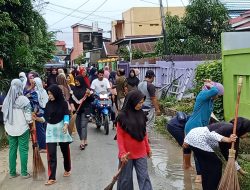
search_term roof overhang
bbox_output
[111,35,163,45]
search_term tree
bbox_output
[155,0,230,55]
[117,47,144,61]
[0,0,55,86]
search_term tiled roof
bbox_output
[131,42,156,53]
[103,42,118,56]
[230,10,250,30]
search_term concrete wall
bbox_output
[122,7,185,37]
[222,32,250,121]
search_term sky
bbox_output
[40,0,189,47]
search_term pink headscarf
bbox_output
[203,82,224,96]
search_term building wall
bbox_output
[122,7,185,37]
[71,26,83,63]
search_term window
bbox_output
[150,24,159,26]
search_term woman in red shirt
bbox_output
[116,90,152,190]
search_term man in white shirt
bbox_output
[90,69,111,94]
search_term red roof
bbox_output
[131,42,156,53]
[55,41,66,46]
[230,10,250,31]
[103,42,118,57]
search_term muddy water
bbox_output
[149,131,202,190]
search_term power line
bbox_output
[57,0,109,31]
[50,0,91,27]
[45,8,111,24]
[180,0,185,7]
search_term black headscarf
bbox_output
[72,75,87,100]
[44,84,69,124]
[117,90,147,141]
[127,69,139,87]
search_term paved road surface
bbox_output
[0,123,181,190]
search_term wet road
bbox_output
[0,123,201,190]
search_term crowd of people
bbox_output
[2,64,250,190]
[1,64,160,188]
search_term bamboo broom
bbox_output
[104,152,130,190]
[218,76,243,190]
[30,120,46,180]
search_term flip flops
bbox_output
[80,144,85,150]
[63,171,71,177]
[45,179,56,185]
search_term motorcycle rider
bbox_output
[90,69,111,94]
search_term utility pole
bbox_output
[159,0,168,56]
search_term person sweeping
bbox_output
[44,84,72,185]
[116,90,152,190]
[2,79,33,179]
[184,117,250,190]
[184,79,224,183]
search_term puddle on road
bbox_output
[149,131,202,190]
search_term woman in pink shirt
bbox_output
[116,90,152,190]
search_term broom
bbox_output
[30,120,46,180]
[104,152,130,190]
[218,76,243,190]
[68,93,88,135]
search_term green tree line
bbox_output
[0,0,55,91]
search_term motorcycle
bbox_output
[93,92,112,135]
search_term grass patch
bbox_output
[0,125,8,150]
[238,158,250,190]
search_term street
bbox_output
[0,123,200,190]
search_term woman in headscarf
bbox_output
[58,68,66,78]
[44,84,72,185]
[79,66,91,88]
[89,66,98,83]
[2,79,32,179]
[56,74,71,107]
[69,75,94,150]
[127,69,140,92]
[47,68,58,88]
[66,73,75,88]
[23,71,39,112]
[33,77,48,153]
[19,72,27,90]
[184,117,250,190]
[104,65,110,79]
[184,79,224,182]
[116,90,152,190]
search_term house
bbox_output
[70,23,103,65]
[220,0,250,18]
[111,7,185,42]
[230,10,250,31]
[55,40,66,54]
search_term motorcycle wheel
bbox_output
[104,115,109,135]
[96,115,101,129]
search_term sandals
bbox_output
[45,179,56,185]
[63,171,71,177]
[80,144,85,150]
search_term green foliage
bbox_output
[159,96,194,114]
[0,0,56,88]
[74,54,86,65]
[117,47,144,61]
[155,0,230,55]
[194,60,224,120]
[238,158,250,190]
[155,116,168,135]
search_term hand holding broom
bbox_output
[218,76,243,190]
[104,152,130,190]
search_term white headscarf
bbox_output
[34,77,48,108]
[2,79,29,125]
[19,72,27,89]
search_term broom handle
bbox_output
[231,76,243,150]
[76,92,88,113]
